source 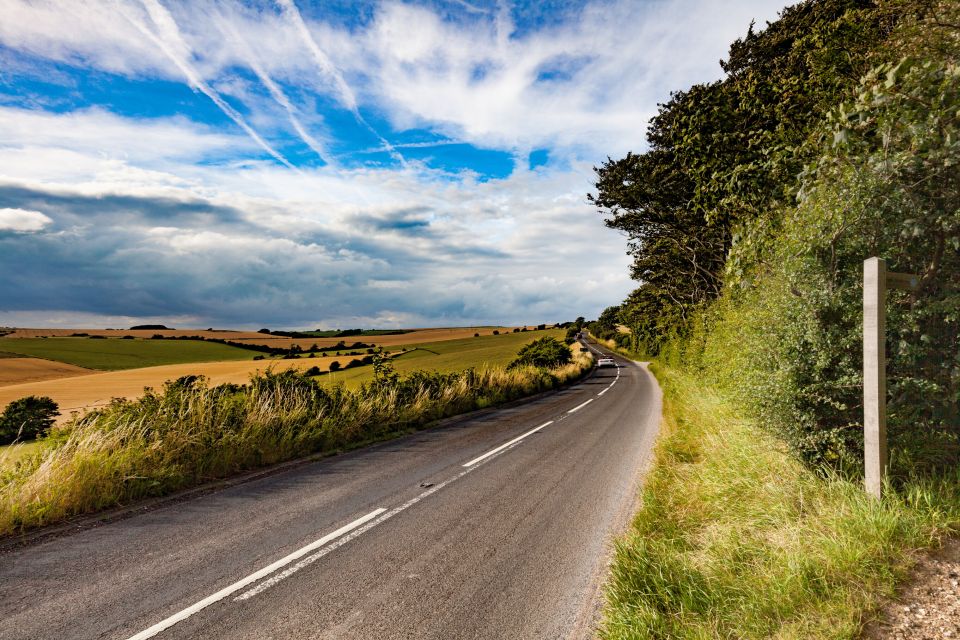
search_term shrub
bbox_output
[492,330,499,335]
[304,366,321,376]
[329,361,341,372]
[509,337,572,370]
[0,396,59,445]
[474,333,480,337]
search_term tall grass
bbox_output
[601,364,960,639]
[0,354,592,535]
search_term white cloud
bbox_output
[0,207,53,232]
[0,0,789,327]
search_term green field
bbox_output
[0,338,256,371]
[320,329,564,388]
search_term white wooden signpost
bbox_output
[863,257,919,499]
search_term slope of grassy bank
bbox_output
[0,350,591,535]
[0,338,254,370]
[601,365,960,640]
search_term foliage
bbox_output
[508,337,572,369]
[0,397,59,445]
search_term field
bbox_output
[0,330,562,425]
[225,327,518,350]
[0,338,255,371]
[320,329,564,389]
[2,328,269,339]
[0,358,93,386]
[0,440,46,467]
[0,356,348,423]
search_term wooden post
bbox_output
[863,257,886,499]
[863,258,918,499]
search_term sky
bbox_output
[0,0,784,330]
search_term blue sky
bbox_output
[0,0,783,329]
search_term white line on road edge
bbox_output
[597,388,608,397]
[567,398,594,414]
[461,420,555,468]
[125,509,385,640]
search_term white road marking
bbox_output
[461,420,554,468]
[597,388,608,397]
[125,508,385,640]
[567,398,594,414]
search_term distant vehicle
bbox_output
[597,357,616,368]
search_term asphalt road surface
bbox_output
[0,342,661,640]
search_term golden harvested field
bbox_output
[0,358,94,386]
[0,356,348,425]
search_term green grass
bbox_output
[320,329,565,389]
[0,338,256,371]
[0,441,47,467]
[601,364,960,639]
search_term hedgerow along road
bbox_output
[0,340,661,640]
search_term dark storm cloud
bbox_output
[0,184,251,230]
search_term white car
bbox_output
[597,357,617,368]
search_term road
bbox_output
[0,342,661,640]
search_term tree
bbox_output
[508,337,572,369]
[591,0,889,353]
[0,396,59,444]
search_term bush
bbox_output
[509,337,572,370]
[0,396,59,444]
[304,366,321,376]
[492,330,500,335]
[474,333,479,337]
[329,361,341,372]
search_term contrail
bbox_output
[120,0,296,170]
[447,0,489,15]
[274,0,406,166]
[215,12,334,166]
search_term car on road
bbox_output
[597,357,616,368]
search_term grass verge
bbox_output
[0,351,592,536]
[601,364,960,639]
